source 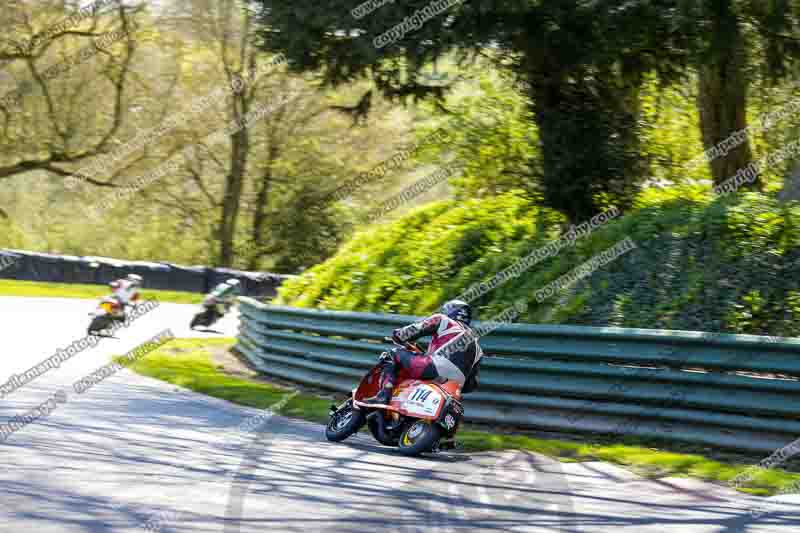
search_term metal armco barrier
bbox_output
[0,249,292,298]
[235,297,800,453]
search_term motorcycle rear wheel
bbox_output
[325,400,365,442]
[397,420,442,456]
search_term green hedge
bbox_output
[277,190,800,337]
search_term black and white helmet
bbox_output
[126,274,143,287]
[441,299,472,325]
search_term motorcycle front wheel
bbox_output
[325,400,365,442]
[397,420,442,456]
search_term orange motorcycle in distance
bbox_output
[326,338,464,456]
[87,295,127,335]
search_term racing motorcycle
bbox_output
[189,295,230,330]
[326,338,464,456]
[87,295,127,335]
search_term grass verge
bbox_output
[117,338,332,424]
[123,338,800,497]
[0,279,204,304]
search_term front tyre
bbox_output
[325,400,365,442]
[397,420,442,456]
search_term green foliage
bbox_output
[634,183,713,208]
[746,78,800,193]
[277,193,558,314]
[638,74,710,186]
[255,181,354,273]
[278,190,800,337]
[253,0,695,223]
[0,217,29,249]
[415,72,541,200]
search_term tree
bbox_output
[0,0,426,271]
[682,0,800,189]
[151,0,390,269]
[0,0,165,187]
[250,0,693,223]
[414,67,542,200]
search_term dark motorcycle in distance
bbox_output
[190,296,231,330]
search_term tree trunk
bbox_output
[532,81,597,224]
[217,4,253,268]
[218,114,249,267]
[697,0,758,189]
[531,75,643,224]
[778,161,800,203]
[248,144,278,270]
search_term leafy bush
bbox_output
[277,190,800,337]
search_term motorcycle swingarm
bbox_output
[363,409,413,433]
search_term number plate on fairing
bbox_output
[401,384,444,417]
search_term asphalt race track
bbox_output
[1,296,798,532]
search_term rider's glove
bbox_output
[391,329,404,344]
[378,351,393,364]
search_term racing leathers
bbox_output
[204,282,239,314]
[368,313,483,404]
[110,280,140,308]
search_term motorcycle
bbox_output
[326,338,465,456]
[190,296,230,330]
[87,295,127,335]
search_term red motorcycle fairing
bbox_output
[352,364,461,421]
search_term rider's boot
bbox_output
[363,360,397,405]
[363,385,392,405]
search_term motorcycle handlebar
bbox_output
[383,336,423,354]
[384,336,408,347]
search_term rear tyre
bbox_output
[325,401,365,442]
[397,420,442,456]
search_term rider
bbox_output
[204,278,241,314]
[364,300,484,405]
[109,273,143,310]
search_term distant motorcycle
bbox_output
[87,296,127,335]
[190,296,231,330]
[326,338,465,456]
